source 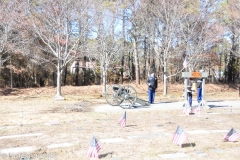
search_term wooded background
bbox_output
[0,0,239,96]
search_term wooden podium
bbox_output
[182,72,209,114]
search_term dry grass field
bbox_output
[0,83,240,160]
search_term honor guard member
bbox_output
[146,71,158,104]
[197,78,202,103]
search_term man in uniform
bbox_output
[197,78,202,103]
[146,71,158,104]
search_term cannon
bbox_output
[105,84,150,108]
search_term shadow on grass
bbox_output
[1,88,19,96]
[132,101,179,109]
[207,100,223,102]
[181,143,196,148]
[223,140,239,143]
[99,152,113,159]
[126,125,137,127]
[209,105,232,108]
[156,101,179,103]
[132,105,150,109]
[156,124,164,127]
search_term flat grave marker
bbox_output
[1,147,34,154]
[195,151,209,157]
[127,133,164,139]
[158,153,189,159]
[209,130,229,133]
[0,133,42,140]
[100,138,125,143]
[186,130,210,134]
[47,143,74,149]
[209,148,225,153]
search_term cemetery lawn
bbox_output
[0,83,239,160]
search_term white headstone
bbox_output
[100,138,125,143]
[159,153,189,159]
[187,130,210,134]
[1,147,34,154]
[47,143,74,149]
[0,133,42,140]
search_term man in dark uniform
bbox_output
[187,86,192,107]
[146,71,158,104]
[197,78,202,103]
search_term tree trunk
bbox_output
[10,55,12,89]
[75,61,79,86]
[55,61,64,100]
[143,36,147,79]
[63,65,67,86]
[121,4,126,84]
[148,44,151,75]
[34,70,37,85]
[0,54,2,76]
[158,61,161,81]
[228,32,238,83]
[83,56,86,85]
[152,57,155,71]
[224,53,227,83]
[92,69,98,85]
[133,36,140,84]
[52,71,56,87]
[163,61,168,95]
[131,55,135,80]
[102,69,107,96]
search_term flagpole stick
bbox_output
[186,138,194,148]
[222,133,227,142]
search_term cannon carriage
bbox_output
[105,84,150,108]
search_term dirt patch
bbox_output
[0,83,239,101]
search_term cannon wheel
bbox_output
[105,84,124,106]
[118,85,137,109]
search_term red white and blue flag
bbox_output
[194,105,201,116]
[172,126,187,146]
[183,101,190,115]
[87,137,102,158]
[118,111,126,127]
[224,128,240,142]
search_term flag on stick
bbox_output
[183,101,190,115]
[194,105,201,116]
[118,111,126,127]
[87,137,102,158]
[183,107,190,115]
[224,128,240,142]
[172,126,187,146]
[183,58,188,69]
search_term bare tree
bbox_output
[0,2,26,75]
[0,2,11,75]
[127,0,143,85]
[140,0,222,94]
[88,0,124,95]
[140,0,184,94]
[0,1,34,89]
[26,0,90,99]
[218,0,240,82]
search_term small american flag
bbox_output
[87,137,102,158]
[194,105,200,116]
[118,111,126,127]
[172,126,187,146]
[183,107,190,115]
[183,101,190,115]
[183,58,188,69]
[224,128,240,142]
